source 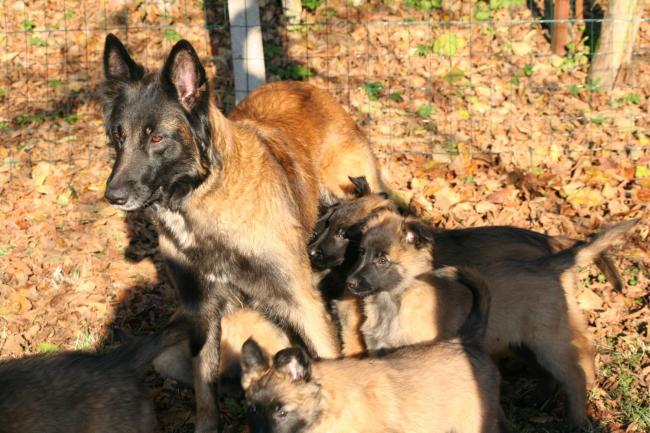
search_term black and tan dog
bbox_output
[0,318,192,433]
[99,34,385,431]
[347,212,638,426]
[240,267,505,433]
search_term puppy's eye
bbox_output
[111,127,122,142]
[274,405,287,418]
[377,255,388,266]
[151,135,163,143]
[248,403,257,414]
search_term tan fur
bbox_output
[243,341,501,433]
[151,81,386,430]
[332,296,365,356]
[153,309,291,385]
[358,214,636,425]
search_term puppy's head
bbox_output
[241,339,322,433]
[100,34,219,211]
[346,214,434,297]
[308,176,394,270]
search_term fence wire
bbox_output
[1,0,649,180]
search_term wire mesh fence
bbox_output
[1,0,649,180]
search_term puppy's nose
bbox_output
[346,278,359,291]
[104,185,129,206]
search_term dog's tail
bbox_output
[547,219,638,273]
[549,236,624,291]
[105,316,196,375]
[433,266,490,347]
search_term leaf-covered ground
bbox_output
[0,1,648,432]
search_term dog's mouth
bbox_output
[111,187,163,212]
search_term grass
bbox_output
[363,82,383,101]
[599,336,650,430]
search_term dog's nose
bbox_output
[346,278,359,291]
[104,186,129,206]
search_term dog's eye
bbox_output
[248,403,257,414]
[377,255,388,266]
[111,127,122,142]
[274,405,287,418]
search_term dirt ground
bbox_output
[0,1,649,432]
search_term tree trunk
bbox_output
[589,0,645,91]
[551,0,571,54]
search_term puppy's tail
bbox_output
[549,236,624,291]
[433,266,490,347]
[548,219,639,272]
[106,316,197,375]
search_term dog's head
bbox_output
[346,213,434,297]
[308,176,395,270]
[99,34,219,211]
[240,339,322,433]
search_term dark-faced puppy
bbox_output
[0,318,192,433]
[100,35,386,431]
[308,177,395,271]
[310,177,623,290]
[240,267,503,433]
[349,212,638,426]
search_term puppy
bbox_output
[309,177,623,290]
[0,318,192,433]
[347,212,638,426]
[240,267,504,433]
[152,309,291,386]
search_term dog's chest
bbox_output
[361,293,403,350]
[154,208,287,303]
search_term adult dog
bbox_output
[99,34,384,432]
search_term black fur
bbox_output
[0,319,191,433]
[100,34,215,212]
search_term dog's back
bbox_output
[0,319,191,433]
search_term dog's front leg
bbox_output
[286,269,341,359]
[193,312,222,433]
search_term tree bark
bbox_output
[551,0,571,54]
[589,0,645,91]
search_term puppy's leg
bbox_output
[528,333,591,426]
[333,296,365,356]
[193,314,222,433]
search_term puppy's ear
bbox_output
[273,347,311,382]
[103,34,144,82]
[161,39,207,112]
[348,176,371,197]
[401,219,434,249]
[241,338,270,389]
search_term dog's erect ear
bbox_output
[241,338,270,388]
[103,34,145,82]
[273,347,311,382]
[401,219,434,249]
[348,176,371,197]
[161,39,207,112]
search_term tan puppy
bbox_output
[240,267,504,433]
[347,213,638,426]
